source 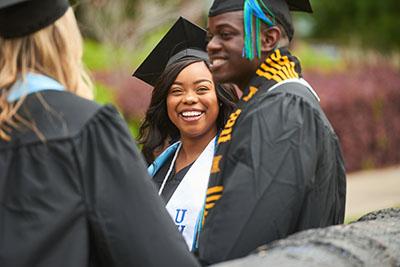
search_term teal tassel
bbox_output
[256,18,261,58]
[243,2,253,60]
[243,0,276,60]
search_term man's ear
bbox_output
[260,26,281,52]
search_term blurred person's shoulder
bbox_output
[0,90,122,148]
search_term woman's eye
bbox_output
[170,88,183,95]
[197,87,210,93]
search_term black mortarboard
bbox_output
[133,17,208,87]
[0,0,70,38]
[209,0,312,41]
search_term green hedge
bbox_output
[309,0,400,52]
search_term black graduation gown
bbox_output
[0,91,199,267]
[198,49,346,264]
[152,154,193,203]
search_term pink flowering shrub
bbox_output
[305,64,400,172]
[93,70,152,121]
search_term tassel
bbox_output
[243,0,275,60]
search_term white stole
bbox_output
[161,137,216,250]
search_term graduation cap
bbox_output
[209,0,312,17]
[209,0,313,55]
[133,17,209,87]
[0,0,70,38]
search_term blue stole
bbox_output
[6,73,65,103]
[147,141,181,176]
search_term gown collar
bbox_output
[243,48,303,97]
[7,72,65,103]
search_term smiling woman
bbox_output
[134,17,238,251]
[167,61,219,146]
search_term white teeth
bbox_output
[181,111,202,117]
[212,59,225,67]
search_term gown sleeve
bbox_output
[73,105,199,267]
[199,92,345,263]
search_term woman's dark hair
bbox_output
[138,57,238,164]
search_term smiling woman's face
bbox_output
[166,61,219,141]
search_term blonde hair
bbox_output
[0,8,93,141]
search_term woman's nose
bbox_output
[183,93,198,104]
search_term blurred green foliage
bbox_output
[83,41,114,71]
[294,42,343,71]
[93,81,141,139]
[83,24,170,71]
[128,120,141,140]
[83,40,133,71]
[93,82,114,105]
[310,0,400,52]
[129,26,172,69]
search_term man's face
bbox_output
[207,11,259,89]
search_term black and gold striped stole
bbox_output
[203,48,302,222]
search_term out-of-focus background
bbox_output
[72,0,400,222]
